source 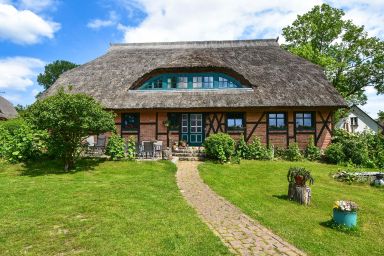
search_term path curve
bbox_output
[176,161,306,256]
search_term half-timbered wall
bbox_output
[113,108,334,149]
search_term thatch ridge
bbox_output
[45,38,347,109]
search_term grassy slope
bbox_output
[200,160,384,256]
[0,160,230,256]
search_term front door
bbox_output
[181,113,204,146]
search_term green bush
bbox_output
[204,133,235,163]
[126,136,136,160]
[325,142,345,164]
[235,135,249,159]
[305,136,321,161]
[325,129,384,168]
[0,121,48,163]
[285,143,302,161]
[247,137,273,160]
[106,133,126,160]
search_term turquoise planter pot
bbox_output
[333,209,357,227]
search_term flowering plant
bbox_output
[333,200,358,212]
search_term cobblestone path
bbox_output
[176,161,306,256]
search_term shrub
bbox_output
[247,137,273,160]
[235,135,249,159]
[126,136,136,160]
[325,142,345,164]
[0,122,48,163]
[305,136,321,161]
[204,133,235,163]
[285,143,302,161]
[106,133,126,160]
[24,89,115,170]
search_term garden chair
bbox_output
[93,134,107,155]
[153,141,163,158]
[142,141,154,158]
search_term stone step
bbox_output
[172,152,206,157]
[178,156,205,161]
[173,150,205,154]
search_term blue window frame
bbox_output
[138,72,243,90]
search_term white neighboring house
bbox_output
[336,105,383,134]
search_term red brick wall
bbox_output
[110,108,334,150]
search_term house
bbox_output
[44,39,347,149]
[336,105,383,134]
[0,96,18,121]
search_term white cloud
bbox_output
[118,0,322,43]
[0,57,45,91]
[0,3,60,44]
[17,0,56,12]
[88,11,118,29]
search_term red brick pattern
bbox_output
[110,109,334,149]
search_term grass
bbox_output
[0,159,231,256]
[199,160,384,256]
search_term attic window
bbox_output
[137,72,243,90]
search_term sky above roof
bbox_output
[0,0,383,117]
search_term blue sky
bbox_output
[0,0,383,117]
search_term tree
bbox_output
[282,4,384,105]
[378,111,384,125]
[24,89,115,170]
[37,60,79,91]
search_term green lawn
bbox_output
[200,160,384,256]
[0,160,230,256]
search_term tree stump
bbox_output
[288,183,311,205]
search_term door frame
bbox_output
[180,113,205,146]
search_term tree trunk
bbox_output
[288,183,311,205]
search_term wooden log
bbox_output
[287,184,311,205]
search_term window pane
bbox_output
[122,113,139,131]
[269,119,277,127]
[269,113,276,119]
[228,119,235,127]
[277,113,284,118]
[168,77,177,89]
[178,76,188,89]
[276,119,285,127]
[296,113,303,118]
[304,113,312,118]
[304,118,312,127]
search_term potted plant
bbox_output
[163,120,170,128]
[179,140,187,147]
[287,167,314,186]
[333,200,358,227]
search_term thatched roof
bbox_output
[45,39,347,109]
[0,96,18,120]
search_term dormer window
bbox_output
[137,72,243,90]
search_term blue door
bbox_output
[180,113,204,146]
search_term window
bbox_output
[122,113,139,131]
[350,117,358,126]
[218,77,228,88]
[167,113,180,131]
[295,112,314,130]
[192,76,202,88]
[153,79,163,89]
[227,113,244,130]
[139,73,243,90]
[268,113,286,130]
[167,77,177,89]
[203,76,214,88]
[178,77,188,89]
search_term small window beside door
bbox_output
[227,113,244,131]
[122,113,139,131]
